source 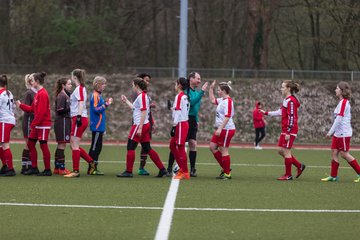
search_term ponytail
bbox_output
[283,80,300,94]
[177,77,189,90]
[133,77,147,91]
[72,69,86,87]
[218,81,232,94]
[0,74,8,88]
[33,72,47,85]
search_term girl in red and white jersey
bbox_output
[0,75,16,176]
[117,77,166,178]
[17,72,52,176]
[262,80,306,181]
[321,82,360,182]
[64,69,95,178]
[209,80,236,180]
[170,77,190,180]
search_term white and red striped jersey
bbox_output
[328,99,352,137]
[0,89,15,125]
[132,91,150,125]
[70,85,87,117]
[172,92,189,125]
[266,95,300,135]
[215,97,235,130]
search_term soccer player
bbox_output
[170,77,190,180]
[88,76,113,175]
[20,74,36,174]
[253,101,266,149]
[261,80,306,180]
[321,82,360,182]
[53,78,72,175]
[64,69,96,178]
[0,75,16,176]
[17,72,52,176]
[209,80,236,180]
[116,77,167,178]
[167,72,208,177]
[134,73,155,176]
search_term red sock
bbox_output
[4,148,13,169]
[79,147,93,163]
[72,149,80,171]
[285,157,292,176]
[331,160,339,177]
[28,140,38,168]
[148,149,165,170]
[291,155,301,168]
[178,145,188,173]
[126,150,135,173]
[222,155,231,174]
[348,159,360,174]
[40,143,51,170]
[0,147,5,166]
[213,151,223,168]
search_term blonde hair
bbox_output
[218,81,232,94]
[93,76,107,91]
[24,73,33,89]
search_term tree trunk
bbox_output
[0,0,10,64]
[246,0,280,69]
[152,0,159,66]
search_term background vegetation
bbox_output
[8,74,360,144]
[1,0,360,72]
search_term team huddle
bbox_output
[0,70,359,182]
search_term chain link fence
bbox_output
[1,64,359,81]
[133,67,360,81]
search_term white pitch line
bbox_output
[0,202,359,213]
[176,207,360,213]
[0,202,162,210]
[154,179,180,240]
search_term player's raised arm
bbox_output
[209,80,217,104]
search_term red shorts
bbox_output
[331,136,351,151]
[128,123,151,143]
[29,126,51,141]
[211,129,236,148]
[173,121,189,146]
[0,123,14,143]
[71,117,89,138]
[278,133,296,149]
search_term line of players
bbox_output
[0,71,359,182]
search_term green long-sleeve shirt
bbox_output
[187,87,205,122]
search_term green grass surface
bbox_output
[1,143,360,239]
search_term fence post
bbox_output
[232,68,235,79]
[291,69,294,80]
[351,71,354,82]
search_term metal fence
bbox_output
[1,64,360,81]
[133,67,360,81]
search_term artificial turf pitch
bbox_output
[0,143,359,240]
